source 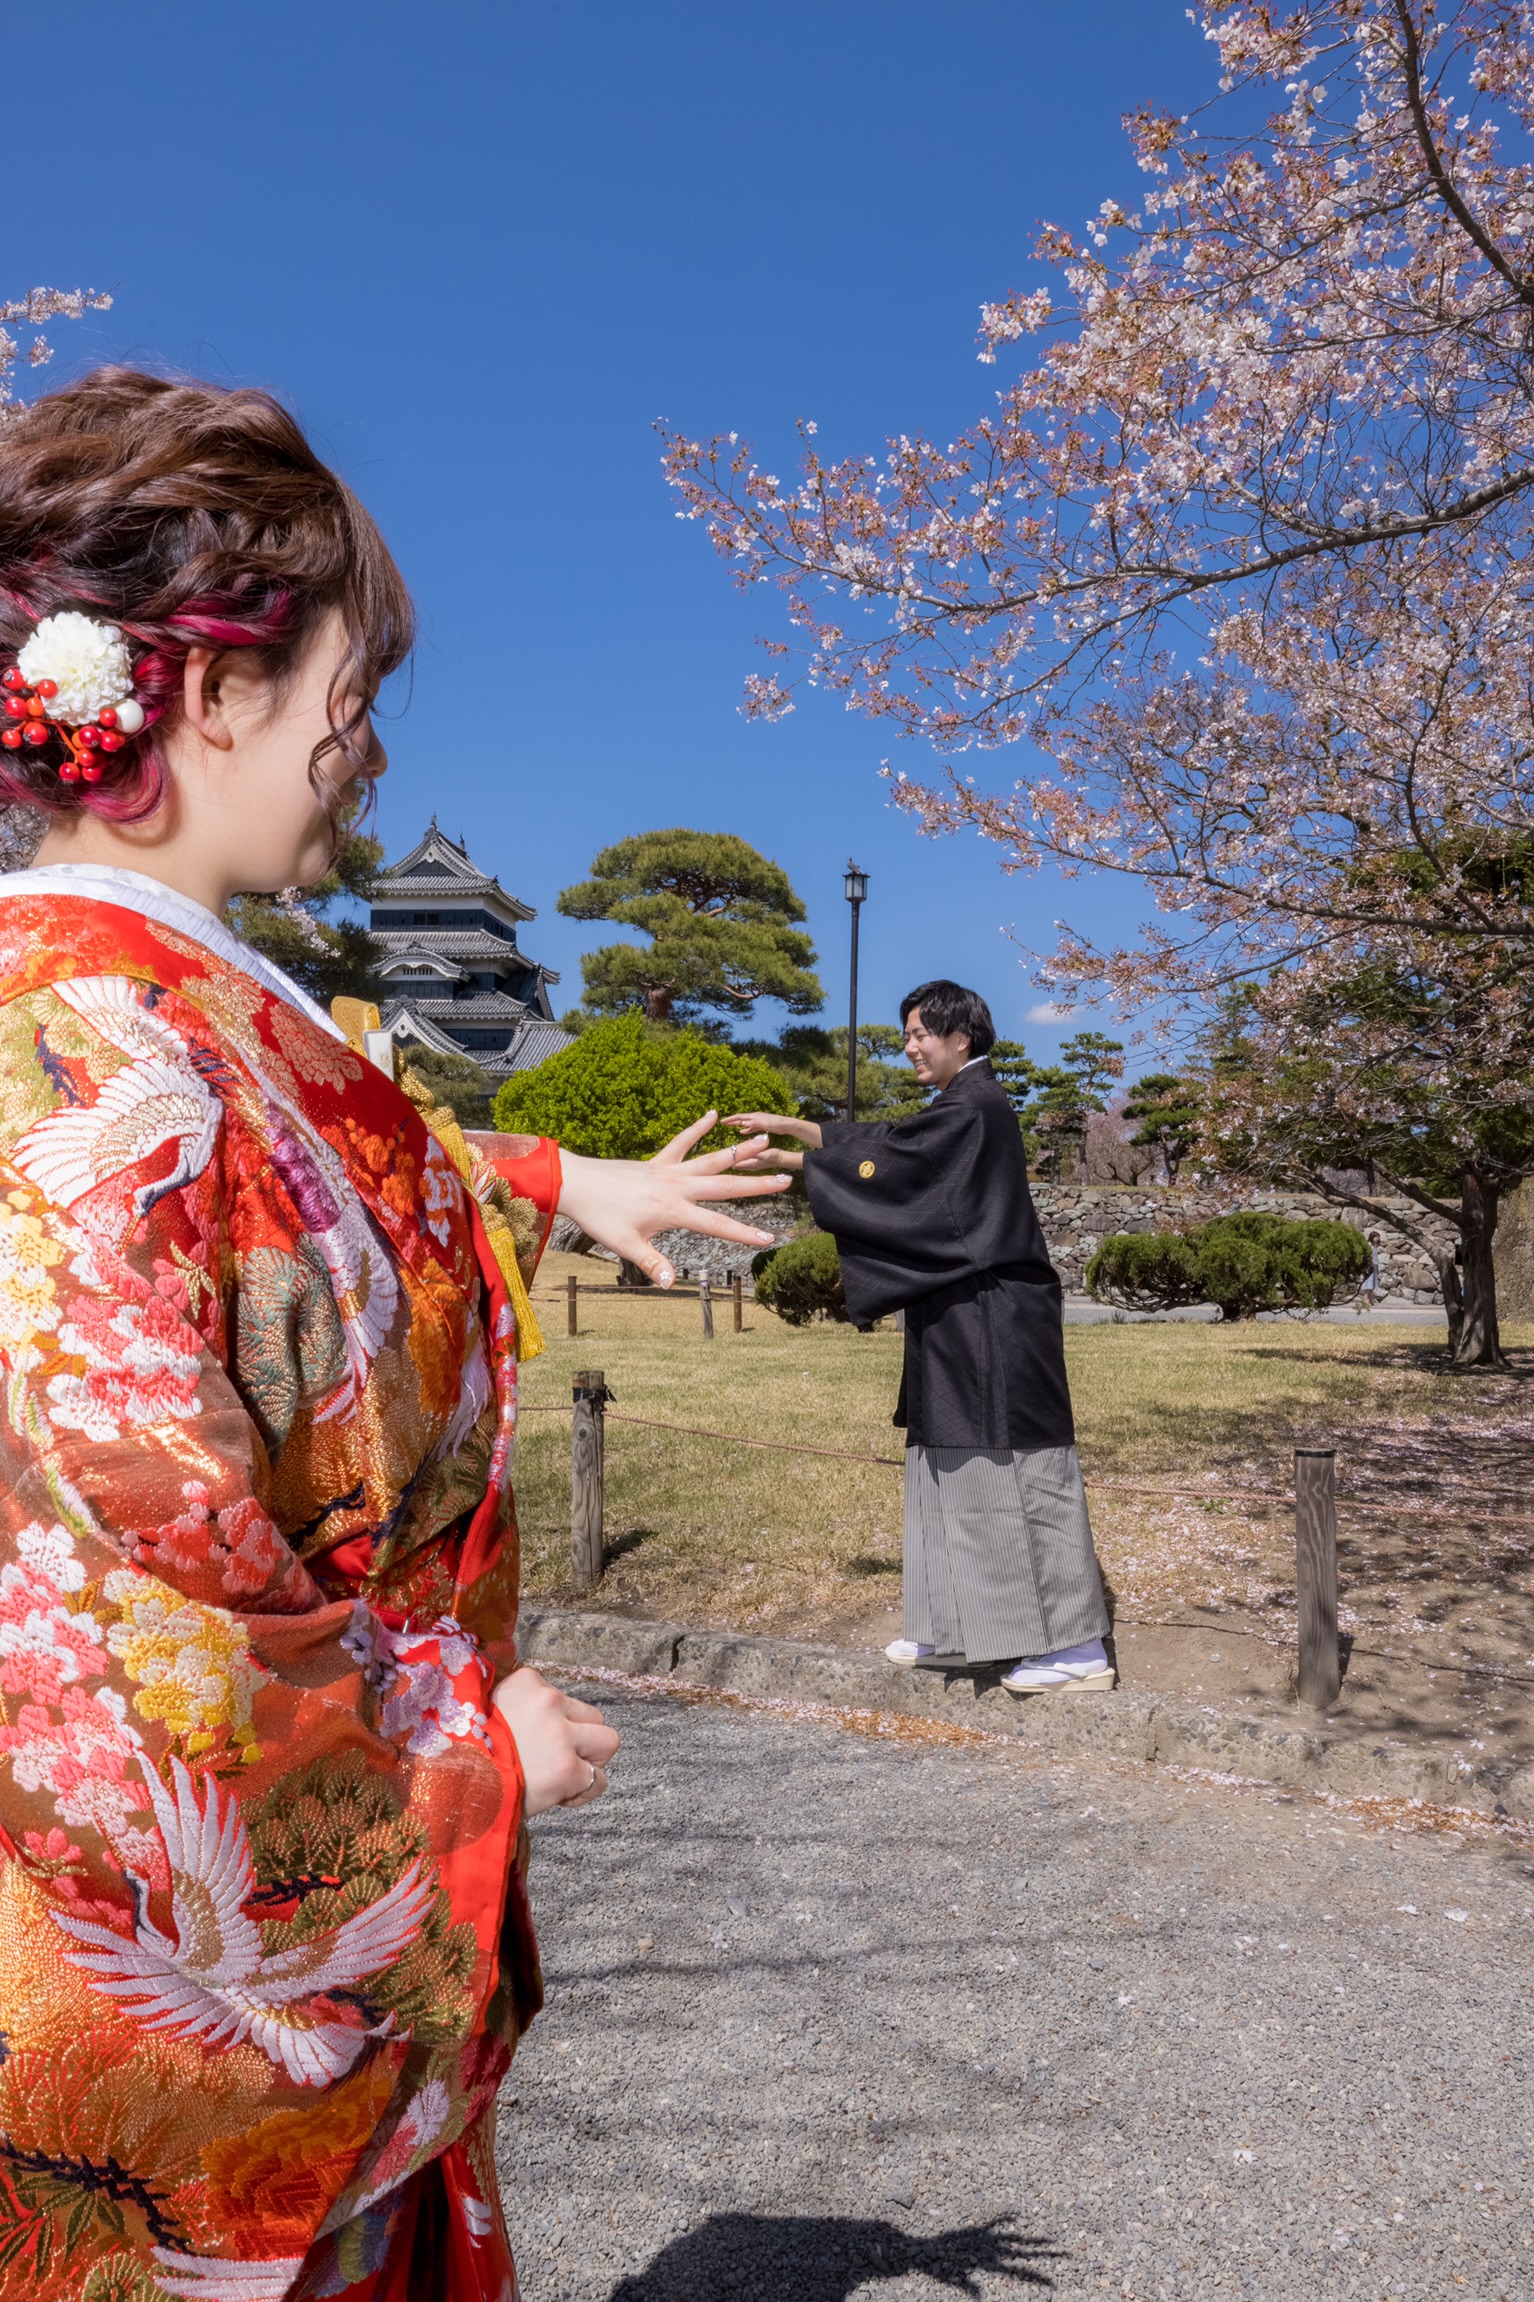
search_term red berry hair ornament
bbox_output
[3,610,146,783]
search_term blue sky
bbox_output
[12,1,1210,1067]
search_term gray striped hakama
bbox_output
[903,1443,1108,1665]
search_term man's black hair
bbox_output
[899,979,996,1057]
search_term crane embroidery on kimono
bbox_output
[51,1754,433,2087]
[149,2250,309,2301]
[12,975,222,1216]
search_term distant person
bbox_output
[727,980,1112,1692]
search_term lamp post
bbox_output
[843,861,868,1119]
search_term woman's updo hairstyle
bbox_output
[0,367,413,825]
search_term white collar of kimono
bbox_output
[0,861,345,1041]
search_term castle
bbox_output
[365,822,572,1077]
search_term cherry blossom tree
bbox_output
[663,0,1534,1364]
[663,0,1534,975]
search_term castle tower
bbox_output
[366,822,572,1075]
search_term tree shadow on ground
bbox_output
[605,2210,1057,2300]
[1236,1340,1534,1383]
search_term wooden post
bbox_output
[732,1273,743,1332]
[571,1369,607,1591]
[699,1275,715,1340]
[566,1273,578,1338]
[1294,1448,1340,1709]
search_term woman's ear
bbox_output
[179,644,235,751]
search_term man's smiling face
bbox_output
[903,1007,972,1090]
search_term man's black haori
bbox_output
[803,1058,1075,1451]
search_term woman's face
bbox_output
[194,610,382,894]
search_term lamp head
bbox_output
[843,860,868,905]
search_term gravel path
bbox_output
[495,1685,1534,2300]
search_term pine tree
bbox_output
[558,830,822,1025]
[1014,1032,1125,1179]
[1123,1073,1202,1184]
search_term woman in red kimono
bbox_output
[0,369,786,2300]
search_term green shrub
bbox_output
[491,1012,794,1158]
[752,1232,848,1326]
[1086,1211,1373,1320]
[1081,1230,1203,1312]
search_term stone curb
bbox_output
[517,1606,1534,1824]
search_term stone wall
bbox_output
[557,1187,1464,1309]
[553,1213,800,1287]
[1030,1183,1453,1308]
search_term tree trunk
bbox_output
[1434,1247,1466,1363]
[1294,1160,1511,1372]
[1447,1174,1506,1369]
[642,987,674,1023]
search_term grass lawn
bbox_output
[516,1252,1534,1672]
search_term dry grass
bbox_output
[1063,1321,1534,1675]
[515,1254,906,1639]
[515,1252,1534,1670]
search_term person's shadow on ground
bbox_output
[604,2210,1058,2298]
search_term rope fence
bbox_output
[522,1399,1534,1532]
[527,1365,1534,1709]
[523,1280,1534,1707]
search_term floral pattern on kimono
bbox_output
[0,891,559,2300]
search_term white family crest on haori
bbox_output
[51,1753,433,2086]
[11,975,222,1217]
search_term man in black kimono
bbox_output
[727,980,1112,1691]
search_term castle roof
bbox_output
[375,929,536,966]
[378,996,572,1077]
[387,991,534,1023]
[370,820,535,921]
[495,1021,572,1074]
[369,825,569,1071]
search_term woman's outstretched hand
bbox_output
[721,1109,824,1174]
[555,1111,791,1287]
[493,1667,620,1816]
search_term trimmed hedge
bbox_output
[1085,1211,1373,1321]
[491,1012,794,1158]
[751,1231,848,1326]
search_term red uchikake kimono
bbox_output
[0,880,563,2301]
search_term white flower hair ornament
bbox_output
[5,610,147,785]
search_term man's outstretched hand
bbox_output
[555,1110,791,1287]
[721,1109,824,1174]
